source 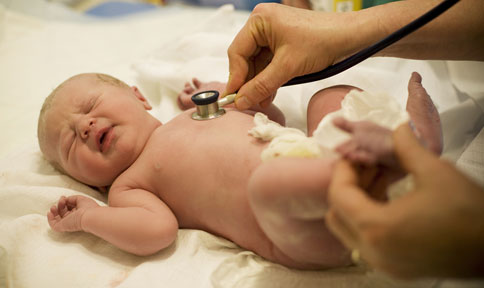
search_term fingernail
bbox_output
[235,96,251,110]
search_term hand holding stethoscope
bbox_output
[191,0,460,120]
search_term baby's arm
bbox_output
[48,189,178,256]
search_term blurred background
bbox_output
[0,0,401,19]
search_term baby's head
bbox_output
[38,73,160,188]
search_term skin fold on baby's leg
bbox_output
[248,157,351,269]
[248,85,357,269]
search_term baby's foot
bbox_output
[333,117,398,169]
[177,78,226,110]
[406,72,443,155]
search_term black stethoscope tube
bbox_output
[283,0,460,87]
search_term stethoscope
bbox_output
[191,0,460,120]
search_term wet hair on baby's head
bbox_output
[94,73,130,90]
[37,73,129,170]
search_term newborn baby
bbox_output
[39,72,441,269]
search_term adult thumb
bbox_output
[235,54,293,110]
[393,123,439,177]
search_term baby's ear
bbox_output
[131,86,152,110]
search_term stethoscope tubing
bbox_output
[283,0,460,86]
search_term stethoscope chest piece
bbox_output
[191,90,236,120]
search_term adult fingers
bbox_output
[325,210,359,249]
[234,52,294,110]
[227,10,294,109]
[328,161,381,232]
[260,96,273,108]
[225,15,263,96]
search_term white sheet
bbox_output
[1,2,484,288]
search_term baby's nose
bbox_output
[78,117,96,140]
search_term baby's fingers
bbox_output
[47,211,55,226]
[57,196,69,217]
[47,210,62,230]
[66,196,79,210]
[50,204,58,215]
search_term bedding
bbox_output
[1,2,483,287]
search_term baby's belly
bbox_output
[193,197,276,259]
[161,177,276,260]
[146,110,278,260]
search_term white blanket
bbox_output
[1,2,484,288]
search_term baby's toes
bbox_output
[183,87,193,94]
[192,78,202,89]
[177,95,185,110]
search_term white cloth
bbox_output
[312,89,409,150]
[249,90,408,161]
[456,126,484,187]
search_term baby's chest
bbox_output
[143,135,259,194]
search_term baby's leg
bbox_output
[246,85,360,268]
[307,85,361,136]
[248,158,352,269]
[406,72,443,155]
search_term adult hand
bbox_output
[225,3,365,110]
[326,123,484,278]
[281,0,311,9]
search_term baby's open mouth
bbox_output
[97,126,114,153]
[100,132,107,145]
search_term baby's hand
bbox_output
[333,117,398,168]
[177,78,226,110]
[47,195,99,232]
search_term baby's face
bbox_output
[43,74,156,187]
